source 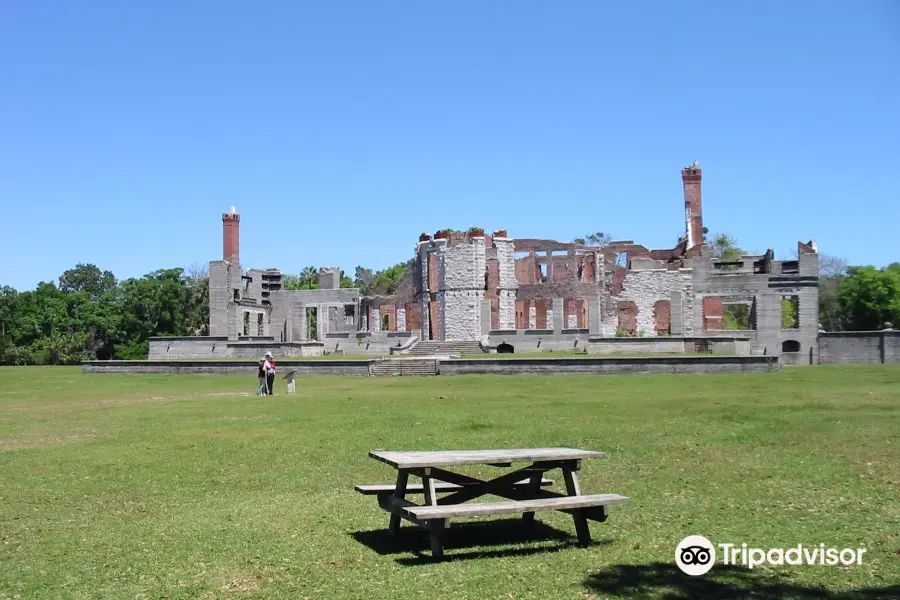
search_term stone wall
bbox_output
[604,269,693,337]
[235,305,269,337]
[318,267,340,289]
[226,342,324,358]
[690,251,819,359]
[149,333,418,360]
[323,331,416,355]
[208,261,232,337]
[586,336,750,355]
[438,355,780,375]
[486,330,589,352]
[148,337,230,359]
[268,288,360,343]
[818,331,900,364]
[494,237,518,329]
[440,291,484,340]
[437,236,486,341]
[83,360,374,376]
[148,337,325,359]
[83,355,779,376]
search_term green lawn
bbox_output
[1,366,898,600]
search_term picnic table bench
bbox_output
[355,447,629,558]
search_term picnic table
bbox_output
[355,447,629,559]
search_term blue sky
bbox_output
[2,1,898,291]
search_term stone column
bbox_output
[299,303,308,342]
[481,299,492,336]
[588,294,601,335]
[670,291,684,335]
[552,297,563,335]
[317,304,328,340]
[226,304,238,340]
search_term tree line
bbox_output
[0,261,410,365]
[1,241,897,365]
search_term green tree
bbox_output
[184,276,209,336]
[115,268,194,358]
[574,232,612,246]
[299,266,318,289]
[58,263,117,300]
[283,266,320,290]
[368,261,409,295]
[815,253,849,331]
[0,286,19,341]
[0,286,23,362]
[708,233,743,262]
[837,264,900,331]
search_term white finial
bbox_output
[230,206,236,214]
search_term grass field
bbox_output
[1,366,898,599]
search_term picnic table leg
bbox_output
[388,470,409,537]
[427,518,445,559]
[422,469,446,559]
[522,471,545,523]
[562,462,592,547]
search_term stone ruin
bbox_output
[153,162,820,361]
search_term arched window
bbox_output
[782,340,801,353]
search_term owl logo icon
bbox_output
[676,535,716,576]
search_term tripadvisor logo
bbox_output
[675,535,868,576]
[676,535,716,576]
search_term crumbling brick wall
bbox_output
[617,301,637,335]
[653,300,671,335]
[564,298,584,328]
[405,302,421,332]
[602,269,693,336]
[516,253,539,284]
[703,296,724,331]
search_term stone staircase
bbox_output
[370,358,438,376]
[405,340,485,357]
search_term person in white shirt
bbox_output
[257,358,267,396]
[263,352,276,395]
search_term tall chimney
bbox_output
[682,161,703,249]
[222,206,240,264]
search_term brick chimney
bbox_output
[222,206,240,264]
[682,161,703,249]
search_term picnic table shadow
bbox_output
[351,518,612,565]
[583,562,900,600]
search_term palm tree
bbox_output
[299,266,318,289]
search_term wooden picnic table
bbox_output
[355,447,629,559]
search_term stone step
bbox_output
[370,359,439,376]
[405,340,484,356]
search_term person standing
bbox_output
[257,358,267,396]
[264,352,276,395]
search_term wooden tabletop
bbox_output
[369,447,606,469]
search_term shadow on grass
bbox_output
[583,562,900,600]
[352,518,609,564]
